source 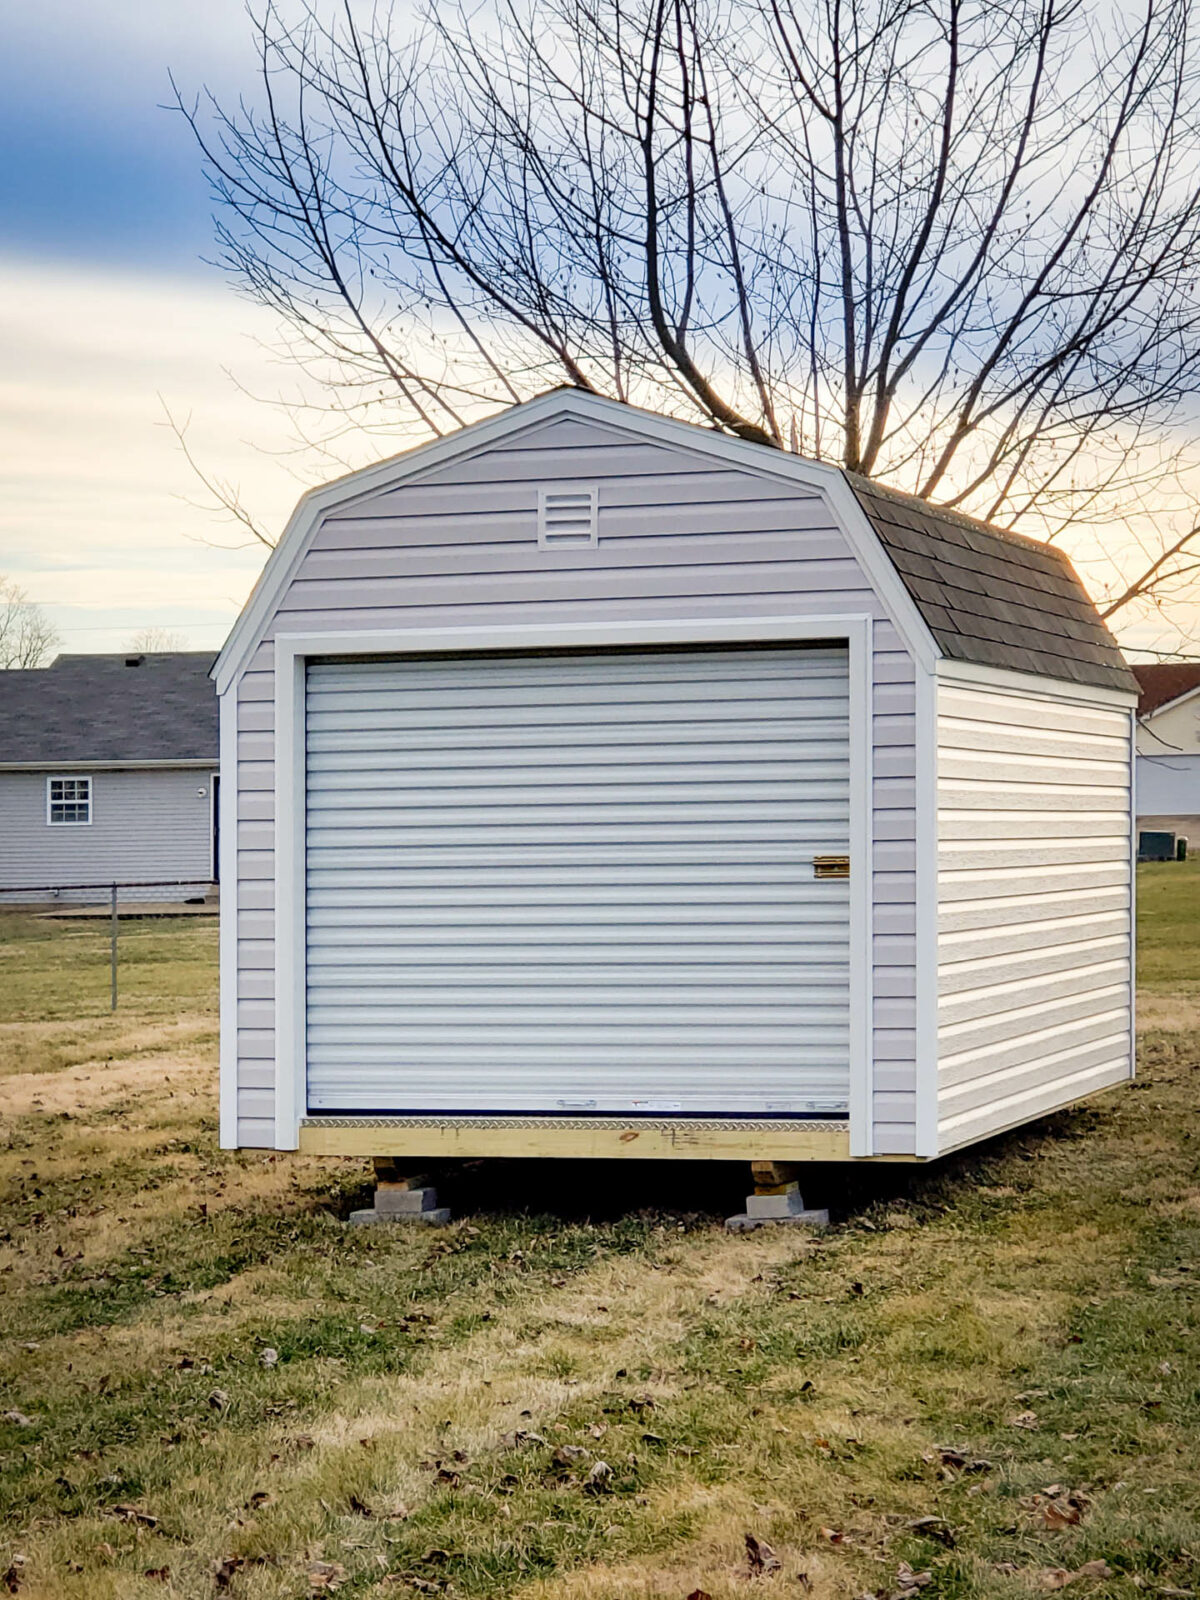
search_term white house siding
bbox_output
[0,767,216,903]
[232,413,920,1150]
[935,674,1133,1154]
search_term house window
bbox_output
[47,776,92,826]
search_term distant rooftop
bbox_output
[1131,661,1200,719]
[0,652,218,766]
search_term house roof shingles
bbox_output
[845,475,1138,695]
[1131,662,1200,719]
[0,652,218,766]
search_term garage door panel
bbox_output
[307,723,847,755]
[305,646,851,1116]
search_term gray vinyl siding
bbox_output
[232,412,920,1149]
[935,676,1134,1153]
[0,767,216,903]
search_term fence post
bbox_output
[110,883,118,1011]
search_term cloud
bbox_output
[0,254,350,650]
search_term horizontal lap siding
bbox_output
[233,415,919,1149]
[0,768,216,903]
[935,680,1133,1154]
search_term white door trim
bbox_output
[271,614,875,1153]
[218,691,240,1148]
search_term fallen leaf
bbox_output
[348,1493,374,1517]
[215,1556,244,1591]
[552,1445,588,1467]
[3,1412,34,1429]
[820,1528,844,1544]
[745,1532,783,1576]
[909,1517,956,1547]
[1010,1411,1040,1430]
[144,1570,170,1584]
[1036,1561,1113,1590]
[1040,1495,1086,1531]
[896,1562,933,1590]
[207,1389,230,1411]
[2,1555,25,1594]
[686,1592,714,1600]
[245,1491,272,1510]
[110,1505,158,1528]
[585,1460,613,1488]
[260,1348,279,1369]
[308,1559,347,1591]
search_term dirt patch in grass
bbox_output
[0,1022,214,1110]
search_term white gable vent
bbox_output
[537,486,598,549]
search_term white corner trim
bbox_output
[913,667,940,1159]
[1128,707,1137,1084]
[847,615,875,1157]
[936,656,1138,710]
[212,388,940,695]
[217,690,239,1148]
[273,650,306,1150]
[269,614,877,1156]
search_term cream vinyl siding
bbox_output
[304,646,851,1117]
[230,413,920,1148]
[935,677,1133,1153]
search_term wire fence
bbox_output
[0,880,217,1009]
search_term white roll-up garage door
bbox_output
[304,646,850,1116]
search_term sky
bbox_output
[0,0,343,654]
[0,1,1196,660]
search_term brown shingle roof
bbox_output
[1131,662,1200,718]
[845,475,1137,694]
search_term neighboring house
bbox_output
[214,388,1137,1166]
[1133,662,1200,842]
[0,652,219,903]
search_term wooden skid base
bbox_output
[298,1116,921,1162]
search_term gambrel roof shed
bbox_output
[215,389,1136,1168]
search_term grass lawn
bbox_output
[1,873,1198,1600]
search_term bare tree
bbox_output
[178,0,1200,623]
[127,628,189,652]
[0,577,58,669]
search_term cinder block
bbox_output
[725,1208,829,1233]
[375,1183,439,1216]
[746,1188,811,1218]
[348,1205,453,1227]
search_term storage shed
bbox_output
[214,390,1138,1166]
